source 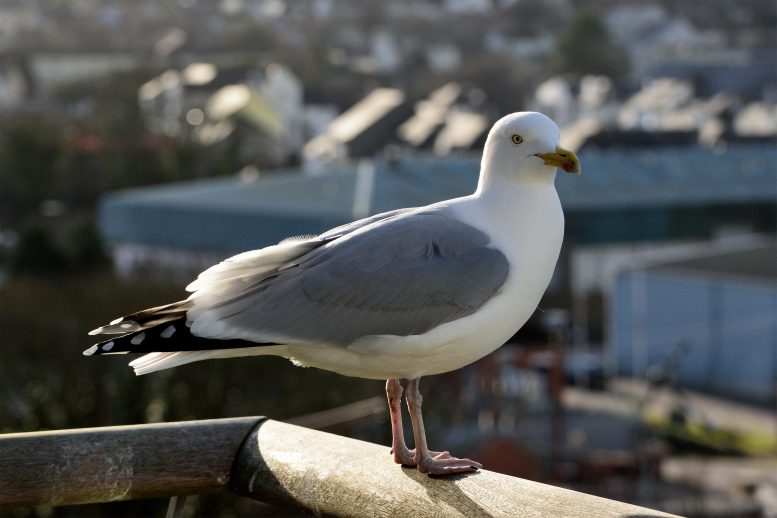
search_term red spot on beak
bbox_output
[563,163,573,173]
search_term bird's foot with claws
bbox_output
[391,444,451,466]
[391,445,480,474]
[417,453,482,475]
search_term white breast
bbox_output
[417,185,564,374]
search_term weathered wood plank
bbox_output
[0,416,264,507]
[232,420,680,518]
[2,417,680,517]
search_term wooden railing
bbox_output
[0,417,678,517]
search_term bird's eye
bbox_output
[511,134,523,145]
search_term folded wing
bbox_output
[187,209,511,347]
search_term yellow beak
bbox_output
[535,146,581,174]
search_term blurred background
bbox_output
[1,0,775,516]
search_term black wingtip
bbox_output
[84,317,277,356]
[84,339,128,356]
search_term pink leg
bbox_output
[386,379,415,465]
[386,379,453,467]
[405,377,482,475]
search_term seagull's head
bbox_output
[481,112,580,187]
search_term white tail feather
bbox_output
[130,346,286,375]
[130,352,211,375]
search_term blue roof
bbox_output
[559,144,777,210]
[99,144,777,252]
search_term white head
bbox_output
[478,112,580,191]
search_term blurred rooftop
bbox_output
[644,242,777,282]
[99,143,777,251]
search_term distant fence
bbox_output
[0,417,678,517]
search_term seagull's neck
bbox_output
[474,168,558,208]
[465,173,562,255]
[475,149,557,195]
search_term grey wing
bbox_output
[318,207,416,240]
[187,209,510,346]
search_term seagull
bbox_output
[86,111,580,475]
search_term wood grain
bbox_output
[2,417,680,517]
[0,416,263,507]
[232,419,680,518]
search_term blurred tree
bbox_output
[553,9,629,79]
[220,20,280,51]
[67,215,109,271]
[502,0,564,37]
[8,222,69,276]
[0,115,63,225]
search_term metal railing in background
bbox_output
[0,417,678,517]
